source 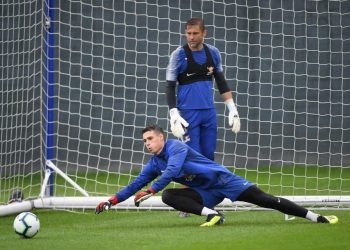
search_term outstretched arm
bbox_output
[95,162,157,214]
[150,143,188,192]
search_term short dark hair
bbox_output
[185,17,205,32]
[142,124,165,137]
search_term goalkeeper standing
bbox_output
[96,125,338,226]
[166,17,240,161]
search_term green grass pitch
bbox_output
[1,166,349,249]
[0,209,349,250]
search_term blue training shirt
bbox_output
[166,44,223,110]
[116,139,239,203]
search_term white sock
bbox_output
[201,207,218,216]
[306,211,319,222]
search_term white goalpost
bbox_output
[1,0,350,216]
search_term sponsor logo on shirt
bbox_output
[206,66,214,75]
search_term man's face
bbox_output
[143,131,164,155]
[185,25,207,51]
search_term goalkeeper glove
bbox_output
[95,196,118,214]
[225,99,241,134]
[169,108,189,139]
[134,188,156,207]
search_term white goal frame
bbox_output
[1,160,349,216]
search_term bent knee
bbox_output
[161,189,173,205]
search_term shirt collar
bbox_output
[156,141,167,159]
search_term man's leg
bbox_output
[162,188,225,226]
[175,110,201,217]
[178,122,199,217]
[162,188,203,215]
[237,185,338,224]
[180,110,201,152]
[200,109,217,161]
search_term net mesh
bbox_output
[1,0,349,206]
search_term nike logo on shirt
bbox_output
[186,73,196,77]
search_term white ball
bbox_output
[13,212,40,238]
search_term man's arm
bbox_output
[214,72,240,134]
[130,142,189,208]
[150,142,188,192]
[116,167,157,202]
[95,161,157,214]
[166,49,189,138]
[223,92,240,134]
[214,71,231,95]
[166,80,189,138]
[166,80,177,110]
[166,48,181,109]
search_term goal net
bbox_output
[1,0,350,215]
[0,1,43,206]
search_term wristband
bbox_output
[224,99,237,112]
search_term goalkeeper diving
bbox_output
[96,124,338,226]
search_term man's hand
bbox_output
[169,108,189,138]
[95,196,118,214]
[228,110,240,133]
[134,188,156,207]
[225,99,240,134]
